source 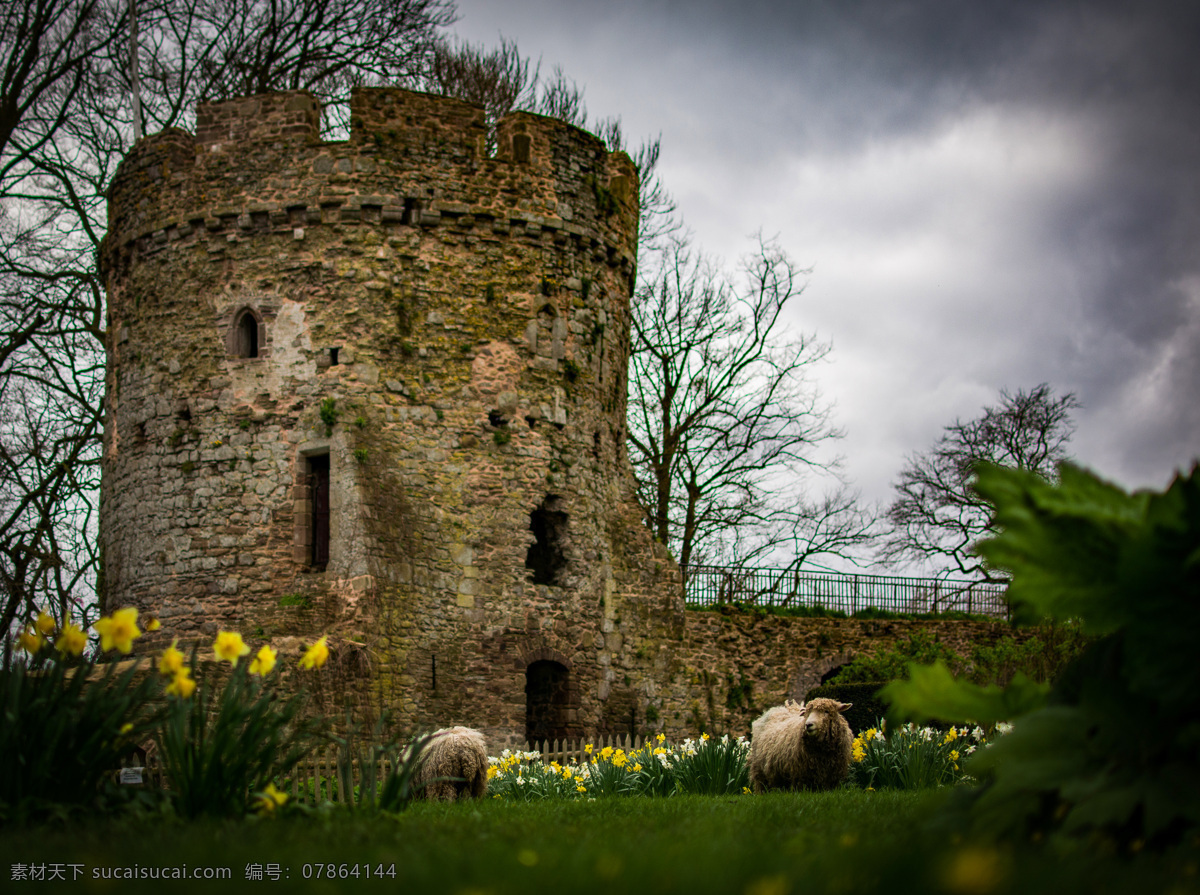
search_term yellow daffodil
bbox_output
[95,607,140,654]
[213,630,251,666]
[18,626,44,655]
[145,616,161,632]
[166,667,196,698]
[55,621,87,656]
[36,611,57,636]
[299,635,329,670]
[255,782,289,816]
[158,640,185,676]
[119,722,134,736]
[656,732,666,744]
[249,644,277,676]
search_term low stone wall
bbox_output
[655,609,1025,739]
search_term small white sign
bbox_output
[119,767,144,785]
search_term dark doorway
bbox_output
[309,454,330,568]
[525,660,570,744]
[526,498,568,585]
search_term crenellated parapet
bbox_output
[101,87,639,286]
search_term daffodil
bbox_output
[249,644,277,675]
[166,667,196,698]
[213,630,251,666]
[36,611,57,636]
[18,626,44,655]
[158,640,185,676]
[299,635,329,670]
[95,607,141,653]
[145,616,161,632]
[55,621,87,656]
[255,782,289,815]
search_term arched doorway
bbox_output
[525,660,570,745]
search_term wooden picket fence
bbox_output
[128,733,656,804]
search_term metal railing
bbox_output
[684,564,1009,618]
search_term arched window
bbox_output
[526,660,570,745]
[231,308,260,358]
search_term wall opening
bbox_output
[526,497,568,585]
[525,660,570,744]
[819,664,847,686]
[231,308,261,358]
[308,454,330,568]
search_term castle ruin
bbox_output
[100,88,1016,746]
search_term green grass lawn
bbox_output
[2,791,1194,895]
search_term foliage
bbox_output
[849,722,996,791]
[667,732,750,795]
[880,384,1079,580]
[488,734,750,801]
[331,718,436,813]
[0,647,161,821]
[828,623,1089,690]
[883,461,1200,850]
[156,647,320,819]
[829,631,961,685]
[318,398,338,435]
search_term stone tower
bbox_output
[99,88,685,745]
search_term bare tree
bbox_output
[627,234,871,580]
[880,384,1080,581]
[0,0,455,658]
[419,36,679,250]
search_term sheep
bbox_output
[748,698,854,793]
[411,726,489,802]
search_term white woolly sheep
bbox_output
[748,698,854,793]
[412,726,489,802]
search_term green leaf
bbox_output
[880,661,1048,726]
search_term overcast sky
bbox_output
[449,0,1200,559]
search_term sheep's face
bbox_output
[802,698,852,741]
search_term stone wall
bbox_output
[662,611,1025,737]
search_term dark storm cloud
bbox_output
[656,0,1200,477]
[452,0,1200,488]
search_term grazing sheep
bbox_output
[412,726,489,802]
[748,698,854,793]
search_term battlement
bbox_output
[102,87,639,277]
[195,91,321,147]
